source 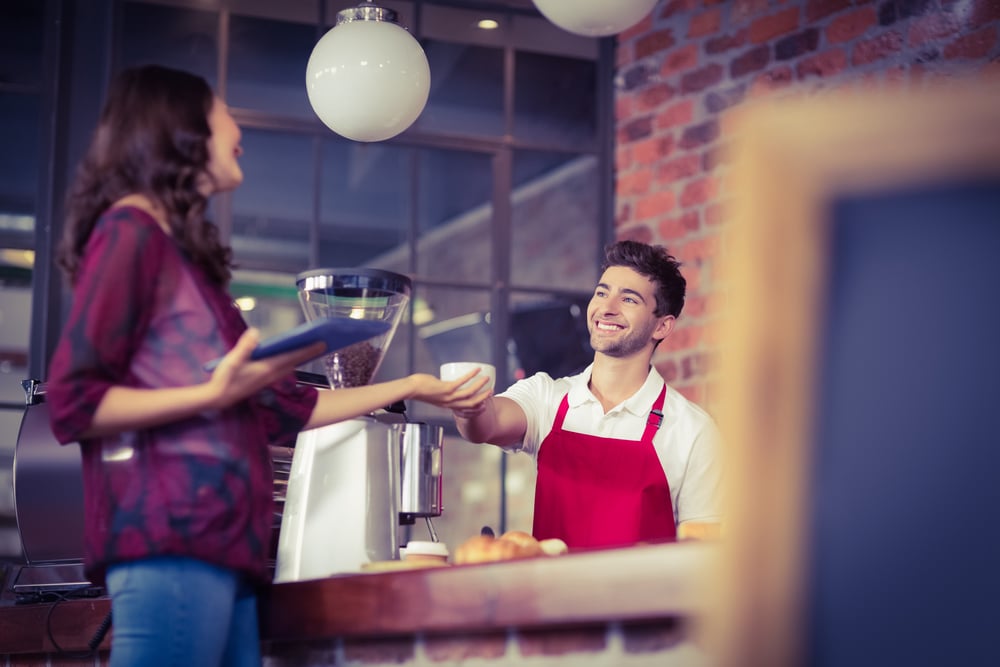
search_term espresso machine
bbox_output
[273,268,444,582]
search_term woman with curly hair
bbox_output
[47,64,487,667]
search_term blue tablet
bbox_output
[204,317,391,371]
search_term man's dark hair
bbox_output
[601,240,686,318]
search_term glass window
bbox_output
[511,150,600,292]
[514,50,598,147]
[228,13,315,117]
[121,3,218,86]
[230,129,313,273]
[0,93,41,227]
[0,0,45,88]
[414,147,493,279]
[413,40,504,137]
[318,138,410,268]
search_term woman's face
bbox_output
[204,97,244,194]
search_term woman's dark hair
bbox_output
[58,64,233,285]
[602,240,686,318]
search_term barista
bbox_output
[451,240,722,549]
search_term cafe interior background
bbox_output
[0,0,997,580]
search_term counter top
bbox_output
[1,541,718,655]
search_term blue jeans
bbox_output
[105,556,262,667]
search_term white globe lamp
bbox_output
[306,3,431,142]
[532,0,659,37]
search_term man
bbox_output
[453,240,722,549]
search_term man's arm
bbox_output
[454,395,528,449]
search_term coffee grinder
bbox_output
[273,268,444,582]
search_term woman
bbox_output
[47,64,487,667]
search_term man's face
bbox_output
[587,265,672,358]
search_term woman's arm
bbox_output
[82,330,323,438]
[304,369,492,431]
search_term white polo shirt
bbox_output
[500,364,722,526]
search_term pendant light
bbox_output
[305,2,431,142]
[532,0,659,37]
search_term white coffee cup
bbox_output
[440,362,496,392]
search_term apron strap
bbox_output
[641,385,668,442]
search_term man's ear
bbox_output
[653,315,676,343]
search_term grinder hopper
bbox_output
[296,268,411,388]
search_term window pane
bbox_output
[121,3,218,86]
[231,129,313,272]
[514,51,597,147]
[413,40,504,137]
[0,93,40,224]
[0,1,45,87]
[318,138,410,268]
[511,150,599,291]
[228,14,315,117]
[0,254,33,402]
[414,148,493,279]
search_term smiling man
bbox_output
[452,240,722,549]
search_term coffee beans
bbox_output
[324,341,382,387]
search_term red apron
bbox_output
[531,386,676,549]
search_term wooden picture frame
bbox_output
[706,77,1000,667]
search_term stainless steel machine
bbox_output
[272,268,444,582]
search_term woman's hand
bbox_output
[205,328,323,410]
[408,369,493,412]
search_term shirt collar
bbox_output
[567,364,666,415]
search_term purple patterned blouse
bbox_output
[47,206,318,584]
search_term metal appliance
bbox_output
[272,268,444,582]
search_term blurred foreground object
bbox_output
[707,77,1000,667]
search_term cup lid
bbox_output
[404,540,449,558]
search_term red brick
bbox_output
[616,145,632,172]
[637,82,677,111]
[682,293,708,318]
[636,29,677,60]
[748,7,801,44]
[704,202,728,226]
[732,0,770,23]
[656,358,680,383]
[658,211,701,240]
[730,44,771,78]
[617,223,655,244]
[636,190,678,220]
[424,632,508,661]
[681,63,724,93]
[619,115,653,143]
[660,43,700,77]
[656,154,702,183]
[620,13,656,42]
[617,169,653,197]
[679,119,720,149]
[826,6,878,44]
[805,0,852,23]
[706,28,749,55]
[908,13,961,47]
[689,8,724,38]
[680,177,721,208]
[797,48,849,79]
[632,134,674,166]
[615,96,633,122]
[943,25,998,59]
[655,99,696,130]
[660,0,698,19]
[852,31,904,66]
[516,626,607,657]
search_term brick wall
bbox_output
[614,0,1000,415]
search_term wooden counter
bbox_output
[1,541,719,664]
